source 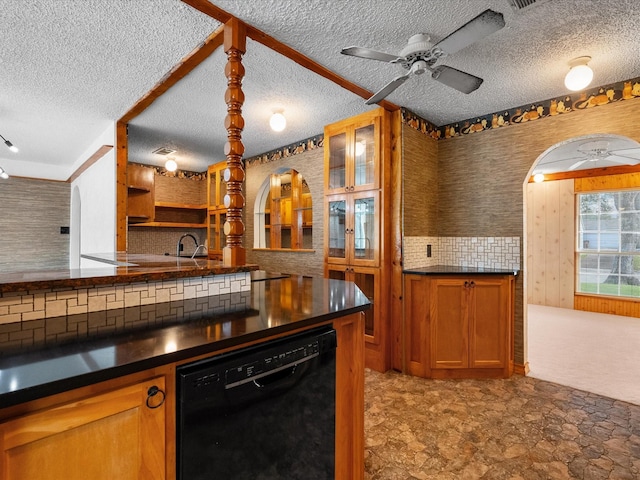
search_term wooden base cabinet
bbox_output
[404,274,515,379]
[0,314,365,480]
[0,375,167,480]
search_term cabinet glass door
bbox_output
[354,124,375,188]
[328,132,346,191]
[327,198,347,262]
[353,195,375,261]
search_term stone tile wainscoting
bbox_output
[0,290,252,352]
[403,236,521,271]
[0,272,251,325]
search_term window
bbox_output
[253,169,312,250]
[577,190,640,297]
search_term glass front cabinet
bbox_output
[324,107,391,372]
[207,162,228,261]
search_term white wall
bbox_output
[70,123,117,268]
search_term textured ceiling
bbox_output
[1,0,639,179]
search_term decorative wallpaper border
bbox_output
[245,135,324,167]
[403,76,640,140]
[129,162,207,180]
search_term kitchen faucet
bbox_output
[177,233,199,258]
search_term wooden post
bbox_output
[222,18,246,266]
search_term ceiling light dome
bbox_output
[564,56,593,91]
[165,159,178,172]
[269,112,286,132]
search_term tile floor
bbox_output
[364,370,640,479]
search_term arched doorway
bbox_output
[523,133,640,405]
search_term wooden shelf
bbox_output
[129,222,207,228]
[156,201,207,210]
[128,186,151,193]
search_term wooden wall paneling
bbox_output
[558,179,575,307]
[545,181,561,307]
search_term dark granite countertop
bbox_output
[0,253,259,293]
[403,265,519,276]
[0,275,370,408]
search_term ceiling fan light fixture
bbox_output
[269,111,286,132]
[564,56,593,91]
[165,158,178,172]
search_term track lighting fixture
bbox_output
[0,134,18,153]
[0,166,8,179]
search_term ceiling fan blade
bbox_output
[604,154,640,165]
[340,46,401,63]
[569,159,589,170]
[433,9,505,54]
[431,65,483,93]
[609,147,640,158]
[365,73,411,105]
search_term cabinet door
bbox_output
[324,114,380,195]
[0,377,166,480]
[403,274,430,377]
[469,277,508,369]
[325,192,379,267]
[430,278,468,369]
[327,265,380,342]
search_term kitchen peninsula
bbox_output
[0,258,369,480]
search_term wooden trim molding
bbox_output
[529,165,640,183]
[67,145,113,183]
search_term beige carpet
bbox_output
[527,304,640,406]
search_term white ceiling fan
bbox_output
[340,9,505,105]
[568,140,640,171]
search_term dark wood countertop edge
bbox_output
[0,265,260,293]
[403,266,519,276]
[0,303,370,409]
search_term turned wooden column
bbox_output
[222,18,246,266]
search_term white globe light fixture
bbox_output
[269,111,286,132]
[165,159,178,172]
[533,173,545,183]
[564,56,593,91]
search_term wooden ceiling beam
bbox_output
[181,0,400,112]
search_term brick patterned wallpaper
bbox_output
[0,177,70,273]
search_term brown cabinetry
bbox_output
[127,163,207,228]
[324,108,391,372]
[207,162,228,260]
[127,163,155,222]
[0,316,364,480]
[0,374,167,480]
[404,273,515,379]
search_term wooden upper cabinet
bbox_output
[0,376,167,480]
[324,110,382,195]
[325,191,380,268]
[127,163,155,222]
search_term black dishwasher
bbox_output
[177,326,337,479]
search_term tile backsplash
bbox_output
[404,236,520,271]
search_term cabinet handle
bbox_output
[146,385,166,409]
[469,281,475,288]
[464,281,469,288]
